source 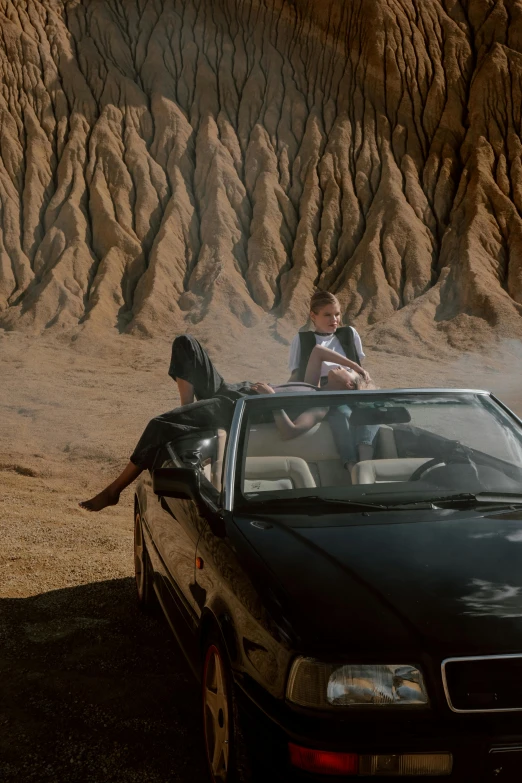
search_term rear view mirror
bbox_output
[152,467,200,500]
[349,406,411,426]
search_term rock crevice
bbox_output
[0,0,521,345]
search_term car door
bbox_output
[149,431,220,626]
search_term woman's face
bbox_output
[327,367,357,390]
[311,303,341,333]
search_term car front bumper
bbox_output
[236,679,522,782]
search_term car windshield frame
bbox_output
[222,388,522,513]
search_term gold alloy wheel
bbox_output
[203,644,230,782]
[134,510,145,600]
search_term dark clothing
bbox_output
[296,326,359,382]
[168,334,254,402]
[132,334,370,472]
[130,397,235,470]
[135,336,307,470]
[133,335,258,469]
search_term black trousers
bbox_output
[168,334,254,402]
[131,335,374,471]
[131,335,254,470]
[130,397,234,470]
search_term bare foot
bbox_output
[79,488,120,512]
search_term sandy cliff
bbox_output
[0,0,521,347]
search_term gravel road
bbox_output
[0,577,209,782]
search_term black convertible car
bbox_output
[134,389,522,782]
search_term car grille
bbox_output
[442,655,522,712]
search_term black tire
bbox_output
[201,633,254,783]
[134,506,156,613]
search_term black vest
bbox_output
[296,327,359,382]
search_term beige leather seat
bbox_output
[373,425,399,459]
[244,422,413,489]
[211,429,227,491]
[246,422,337,460]
[245,421,346,486]
[201,429,228,490]
[351,458,431,485]
[244,456,316,493]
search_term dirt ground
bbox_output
[1,326,522,782]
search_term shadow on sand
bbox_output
[0,578,209,782]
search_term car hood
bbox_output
[234,507,522,657]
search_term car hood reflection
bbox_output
[235,510,522,656]
[460,579,522,618]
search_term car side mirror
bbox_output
[152,467,201,500]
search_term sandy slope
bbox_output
[1,0,522,344]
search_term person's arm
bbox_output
[287,335,301,382]
[304,344,369,385]
[249,382,328,440]
[273,408,328,440]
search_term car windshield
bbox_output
[235,392,522,509]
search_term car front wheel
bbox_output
[202,635,253,783]
[134,506,156,612]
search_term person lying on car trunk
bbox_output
[79,336,374,512]
[170,334,377,461]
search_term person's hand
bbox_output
[356,367,370,382]
[251,381,275,394]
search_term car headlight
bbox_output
[286,658,429,709]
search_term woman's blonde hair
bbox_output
[310,290,340,314]
[356,375,378,390]
[350,374,376,390]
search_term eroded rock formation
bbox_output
[1,0,522,346]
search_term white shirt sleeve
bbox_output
[350,327,365,361]
[288,334,301,371]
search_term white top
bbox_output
[288,328,365,379]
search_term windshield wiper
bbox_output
[242,495,388,512]
[418,492,522,509]
[242,493,522,513]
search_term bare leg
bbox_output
[79,461,142,512]
[176,377,195,406]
